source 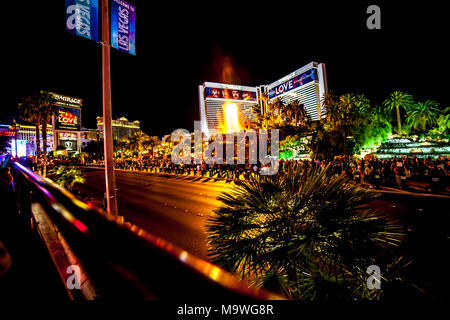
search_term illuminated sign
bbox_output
[65,0,99,42]
[268,68,318,99]
[0,128,15,137]
[59,132,78,140]
[60,139,77,151]
[55,107,81,131]
[11,140,27,157]
[111,0,136,55]
[53,94,82,106]
[205,87,257,101]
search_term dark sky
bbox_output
[2,1,448,136]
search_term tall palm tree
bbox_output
[338,94,358,154]
[296,102,307,127]
[354,94,372,117]
[273,98,284,124]
[406,100,440,132]
[18,93,42,164]
[251,104,264,129]
[383,91,414,135]
[287,100,306,127]
[129,130,150,163]
[37,91,58,177]
[258,91,270,128]
[321,92,340,130]
[115,137,130,160]
[145,136,161,159]
[265,100,276,128]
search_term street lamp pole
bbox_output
[101,0,118,216]
[13,118,17,157]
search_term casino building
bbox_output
[1,93,87,157]
[199,61,328,137]
[198,82,258,137]
[96,116,140,141]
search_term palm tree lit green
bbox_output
[383,91,414,134]
[406,100,440,132]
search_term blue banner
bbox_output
[111,0,136,55]
[65,0,99,42]
[268,68,318,99]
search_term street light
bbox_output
[13,118,17,158]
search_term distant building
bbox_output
[3,92,88,156]
[199,61,328,137]
[0,122,55,156]
[264,62,328,121]
[80,128,101,149]
[96,116,140,141]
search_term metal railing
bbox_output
[10,162,283,300]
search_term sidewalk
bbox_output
[0,194,68,299]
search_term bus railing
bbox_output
[10,161,283,300]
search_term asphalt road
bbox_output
[77,169,235,260]
[77,168,448,299]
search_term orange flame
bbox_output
[219,102,242,134]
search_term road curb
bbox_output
[83,166,450,200]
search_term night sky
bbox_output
[2,1,448,137]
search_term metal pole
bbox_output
[101,0,118,216]
[13,118,17,157]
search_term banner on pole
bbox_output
[65,0,99,42]
[111,0,136,55]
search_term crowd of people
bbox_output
[96,155,449,193]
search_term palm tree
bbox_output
[129,130,150,163]
[321,92,340,130]
[115,137,130,160]
[436,107,450,135]
[264,100,276,128]
[251,104,264,129]
[354,94,372,117]
[285,100,306,127]
[206,165,405,300]
[273,98,284,124]
[48,165,85,191]
[406,100,440,132]
[37,91,58,177]
[258,91,270,129]
[338,94,358,154]
[145,136,161,159]
[295,102,307,127]
[383,91,414,135]
[18,93,41,166]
